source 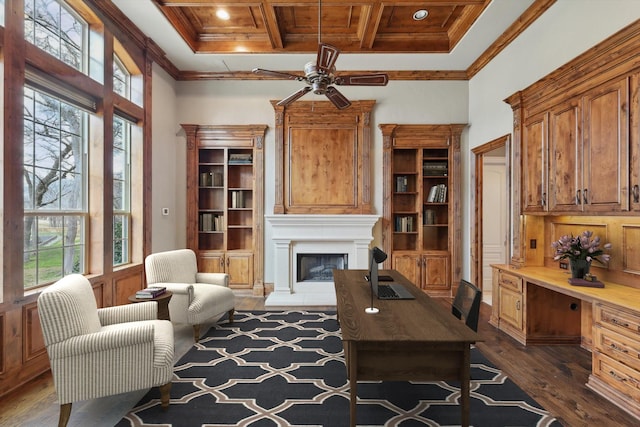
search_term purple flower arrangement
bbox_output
[551,230,612,264]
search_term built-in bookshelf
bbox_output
[182,125,267,294]
[380,124,465,297]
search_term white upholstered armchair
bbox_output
[145,248,235,342]
[37,274,174,427]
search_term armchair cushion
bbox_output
[145,248,198,284]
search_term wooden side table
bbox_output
[128,291,173,321]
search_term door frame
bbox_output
[470,134,511,289]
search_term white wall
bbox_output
[150,63,182,252]
[466,0,640,278]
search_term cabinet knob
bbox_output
[541,192,546,206]
[583,188,588,204]
[633,185,639,203]
[575,190,581,205]
[220,257,225,267]
[516,300,521,310]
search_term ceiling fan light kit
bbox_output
[252,0,388,109]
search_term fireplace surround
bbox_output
[265,214,379,306]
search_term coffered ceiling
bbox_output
[111,0,548,78]
[150,0,489,55]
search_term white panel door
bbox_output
[482,157,507,304]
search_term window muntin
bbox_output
[23,87,88,288]
[113,55,131,100]
[24,0,87,72]
[113,116,131,266]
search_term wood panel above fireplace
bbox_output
[271,100,375,214]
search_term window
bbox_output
[113,116,131,266]
[24,0,87,72]
[23,87,87,288]
[113,55,130,99]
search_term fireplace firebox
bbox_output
[296,253,348,282]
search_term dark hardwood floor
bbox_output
[0,293,637,426]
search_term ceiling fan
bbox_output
[252,0,389,110]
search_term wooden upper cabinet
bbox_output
[521,75,631,215]
[549,78,629,212]
[548,99,581,212]
[582,77,629,212]
[522,113,548,213]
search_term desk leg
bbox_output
[347,342,357,427]
[461,345,471,427]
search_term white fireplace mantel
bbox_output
[265,214,379,306]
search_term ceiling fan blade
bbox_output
[325,86,351,110]
[335,73,389,86]
[277,86,312,106]
[252,68,303,81]
[316,43,340,74]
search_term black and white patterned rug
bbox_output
[117,310,560,426]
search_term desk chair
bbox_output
[452,279,482,332]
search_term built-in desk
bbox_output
[491,265,640,420]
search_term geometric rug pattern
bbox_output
[117,310,561,427]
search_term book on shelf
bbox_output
[212,172,223,186]
[231,190,245,208]
[395,175,408,192]
[228,153,253,164]
[423,161,448,176]
[200,213,223,231]
[199,172,223,187]
[427,184,447,203]
[424,209,436,225]
[136,286,166,299]
[395,215,414,232]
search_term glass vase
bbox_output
[570,259,591,279]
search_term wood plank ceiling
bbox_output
[151,0,491,54]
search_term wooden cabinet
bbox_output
[495,269,525,343]
[549,78,629,212]
[581,78,629,212]
[200,251,253,288]
[380,124,464,297]
[393,252,450,293]
[548,98,581,211]
[520,76,630,214]
[589,302,640,420]
[522,113,548,213]
[182,124,267,294]
[491,266,582,346]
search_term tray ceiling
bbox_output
[151,0,490,54]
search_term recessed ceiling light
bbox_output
[413,9,428,21]
[216,9,230,20]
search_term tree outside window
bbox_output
[23,88,87,288]
[113,116,131,266]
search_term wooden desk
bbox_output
[128,291,173,321]
[333,269,481,427]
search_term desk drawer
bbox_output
[594,325,640,372]
[595,303,640,341]
[498,270,522,292]
[593,351,640,402]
